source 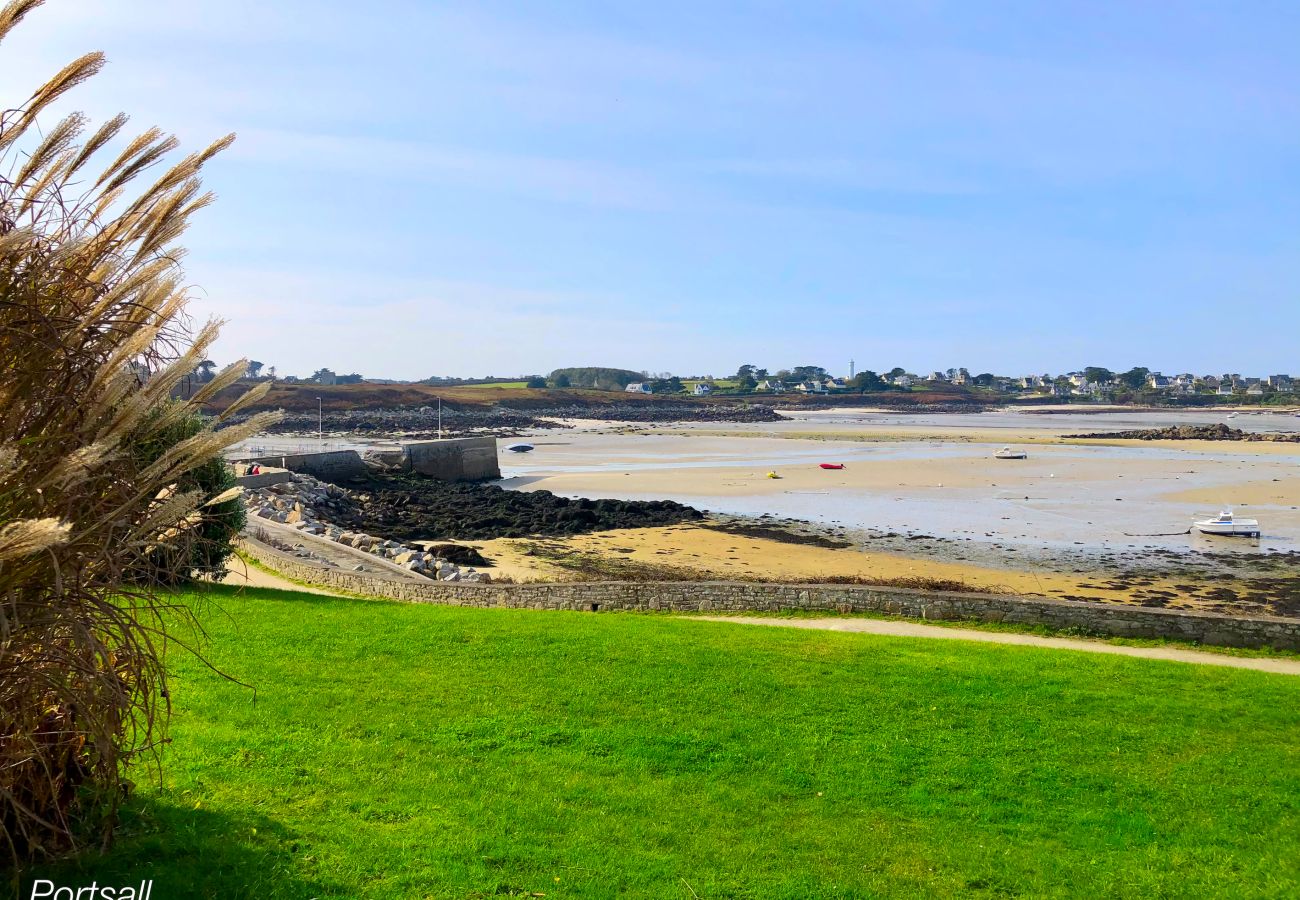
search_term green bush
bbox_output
[131,405,245,582]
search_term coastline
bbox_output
[236,406,1300,618]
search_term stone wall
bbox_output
[239,438,499,483]
[234,468,294,489]
[240,541,1300,651]
[240,449,368,481]
[404,437,500,481]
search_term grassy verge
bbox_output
[28,584,1300,898]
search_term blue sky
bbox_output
[5,1,1297,378]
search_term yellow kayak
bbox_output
[766,471,781,479]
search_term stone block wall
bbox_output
[240,449,368,481]
[234,468,294,489]
[403,437,500,481]
[239,541,1300,651]
[239,438,499,483]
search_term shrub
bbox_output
[130,405,246,584]
[0,0,276,861]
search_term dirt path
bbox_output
[693,615,1300,675]
[220,559,339,596]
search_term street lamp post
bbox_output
[316,397,323,447]
[437,397,442,440]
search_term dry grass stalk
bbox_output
[1,0,278,861]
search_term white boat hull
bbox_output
[1194,521,1260,537]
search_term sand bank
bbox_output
[470,522,1198,606]
[1162,478,1300,508]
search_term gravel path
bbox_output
[692,615,1300,675]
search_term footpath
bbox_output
[693,615,1300,675]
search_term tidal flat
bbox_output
[486,408,1300,614]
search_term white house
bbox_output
[1217,383,1235,395]
[692,382,713,396]
[825,377,847,390]
[795,381,828,394]
[1075,381,1112,398]
[893,374,915,388]
[756,379,786,393]
[625,382,653,394]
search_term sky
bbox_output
[3,0,1297,379]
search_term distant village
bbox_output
[622,365,1298,400]
[205,359,1297,401]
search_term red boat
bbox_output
[819,463,845,470]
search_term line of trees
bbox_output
[546,367,644,390]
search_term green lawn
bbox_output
[454,381,529,390]
[33,586,1300,898]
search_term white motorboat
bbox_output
[505,443,535,453]
[1193,510,1260,538]
[994,446,1027,460]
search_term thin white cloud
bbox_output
[698,157,986,195]
[229,128,687,212]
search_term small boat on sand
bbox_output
[1194,510,1260,538]
[505,443,535,453]
[994,446,1028,460]
[819,463,845,470]
[766,471,782,479]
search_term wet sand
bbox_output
[471,522,1193,603]
[498,429,1300,554]
[487,409,1300,613]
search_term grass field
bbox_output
[32,585,1300,898]
[454,381,529,390]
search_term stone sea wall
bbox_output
[240,541,1300,650]
[237,437,500,483]
[239,449,369,481]
[404,438,500,481]
[233,468,295,489]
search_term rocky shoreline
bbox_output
[1069,424,1300,442]
[319,472,703,542]
[225,401,786,438]
[245,475,496,582]
[541,402,787,423]
[232,407,565,438]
